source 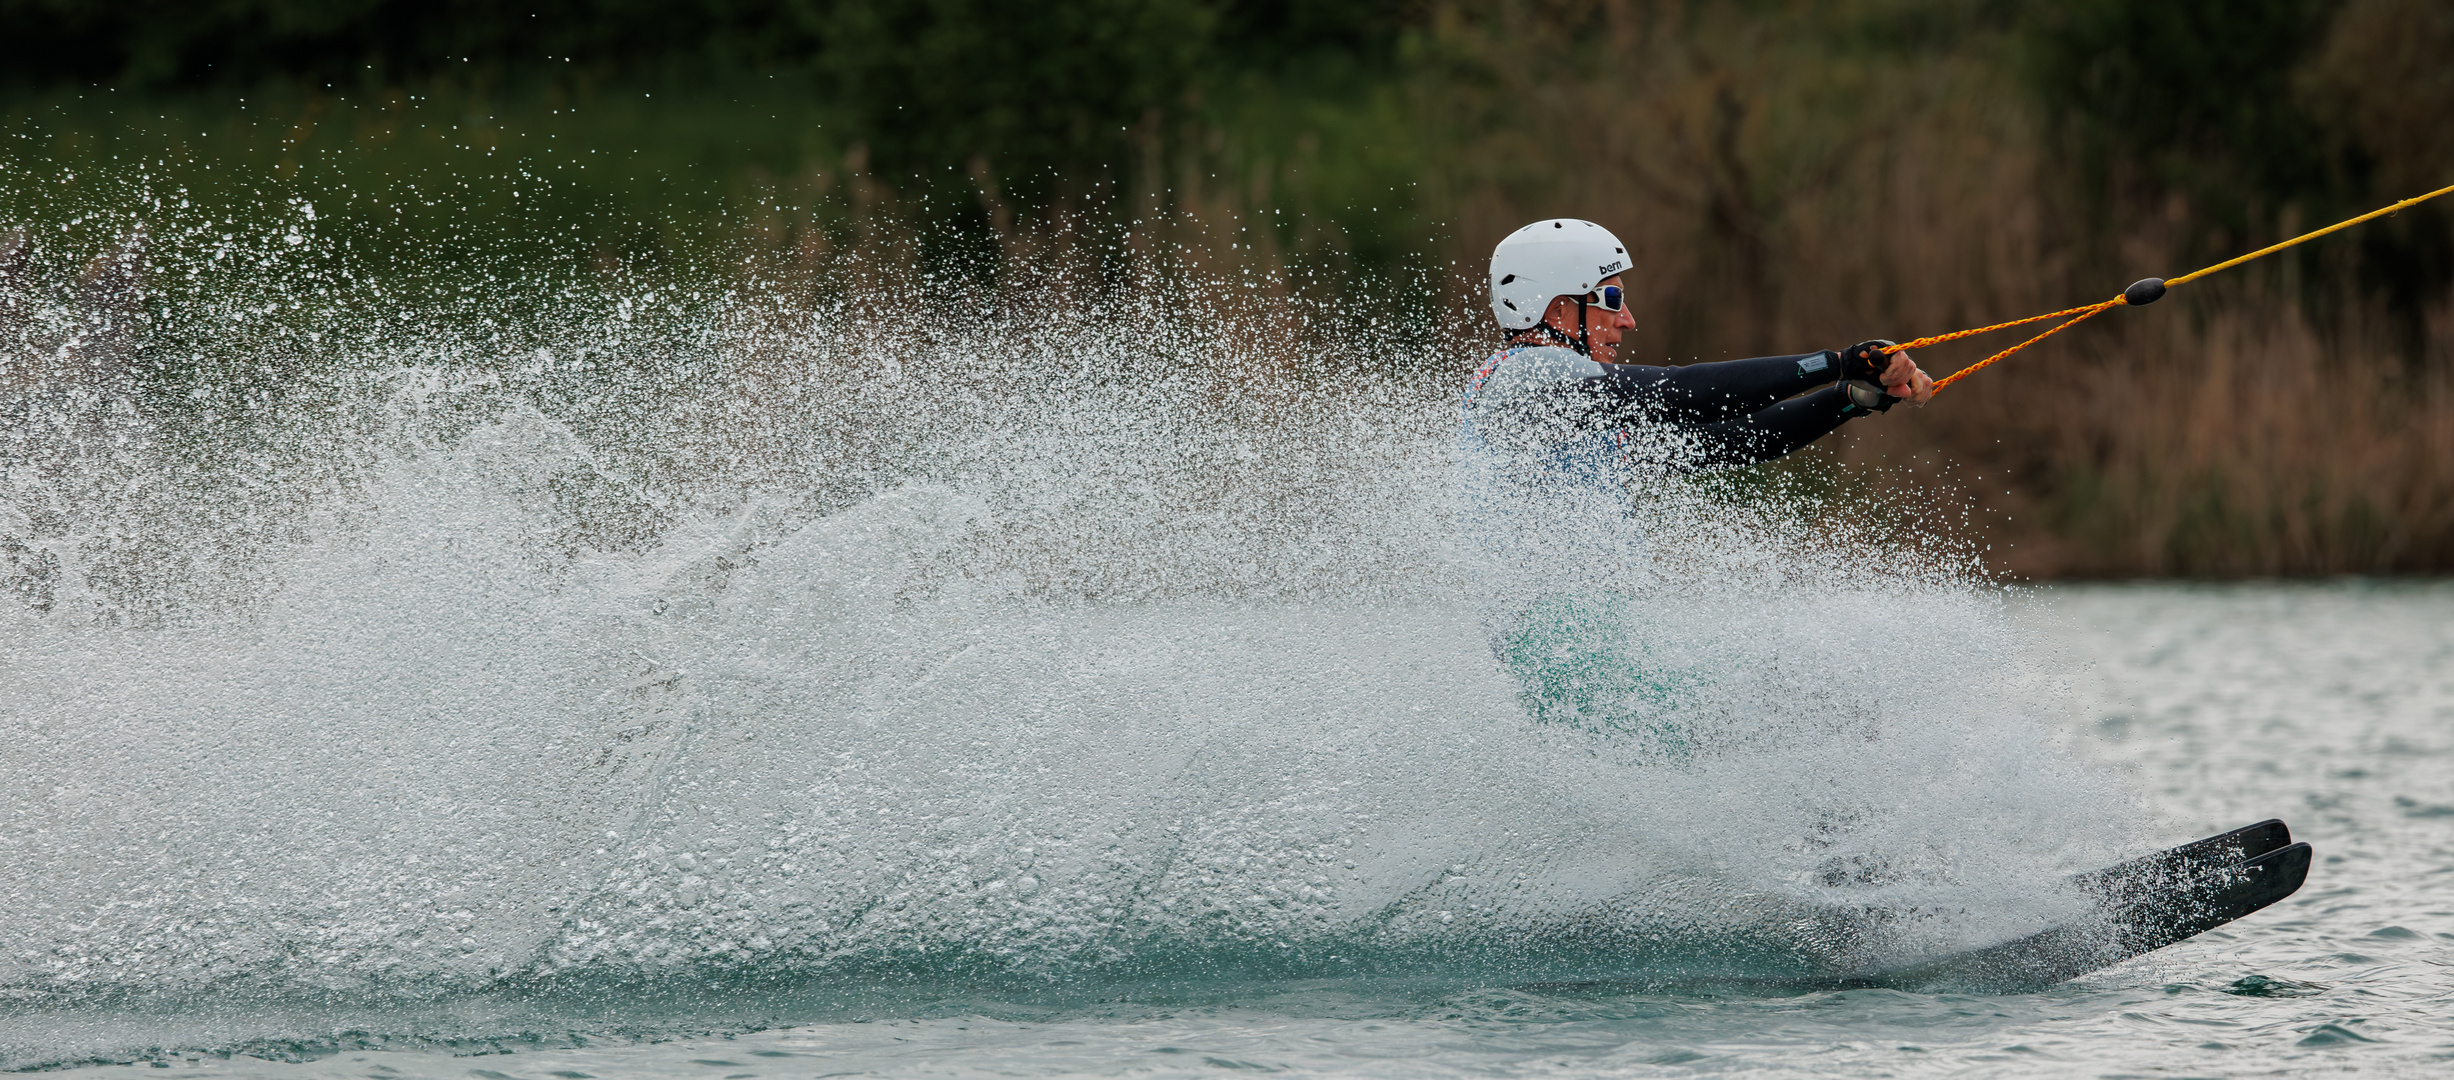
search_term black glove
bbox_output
[1836,339,1899,413]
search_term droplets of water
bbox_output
[0,182,2138,1064]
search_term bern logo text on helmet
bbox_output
[1598,260,1626,277]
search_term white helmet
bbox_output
[1489,218,1630,330]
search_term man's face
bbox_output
[1545,276,1638,364]
[1586,275,1637,364]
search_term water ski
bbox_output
[1862,819,2311,993]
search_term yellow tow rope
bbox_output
[1893,181,2454,393]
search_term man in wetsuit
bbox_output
[1461,218,1932,490]
[1459,218,1934,743]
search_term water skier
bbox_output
[1461,217,1933,486]
[1458,218,1933,740]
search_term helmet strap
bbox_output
[1510,296,1593,356]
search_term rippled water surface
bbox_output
[23,584,2453,1079]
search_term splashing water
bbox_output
[0,184,2142,1068]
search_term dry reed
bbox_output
[1271,0,2454,577]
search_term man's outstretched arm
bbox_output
[1553,352,1840,425]
[1672,386,1867,470]
[1638,352,1843,424]
[1504,343,1929,430]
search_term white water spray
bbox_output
[0,195,2139,1064]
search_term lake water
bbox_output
[13,572,2449,1080]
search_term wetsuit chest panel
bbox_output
[1460,346,1647,495]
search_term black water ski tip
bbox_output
[2075,818,2289,895]
[2121,840,2310,952]
[2157,818,2290,867]
[1862,821,2310,994]
[1522,822,2309,998]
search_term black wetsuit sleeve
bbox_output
[1678,386,1861,470]
[1560,352,1840,424]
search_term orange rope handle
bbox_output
[1929,299,2123,392]
[1873,180,2454,391]
[1883,300,2111,354]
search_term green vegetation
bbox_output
[0,1,1397,193]
[6,0,2454,576]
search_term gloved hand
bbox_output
[1837,339,1900,412]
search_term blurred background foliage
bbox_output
[4,0,2454,576]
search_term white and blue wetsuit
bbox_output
[1457,343,1876,741]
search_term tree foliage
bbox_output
[0,0,1404,181]
[2023,0,2338,220]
